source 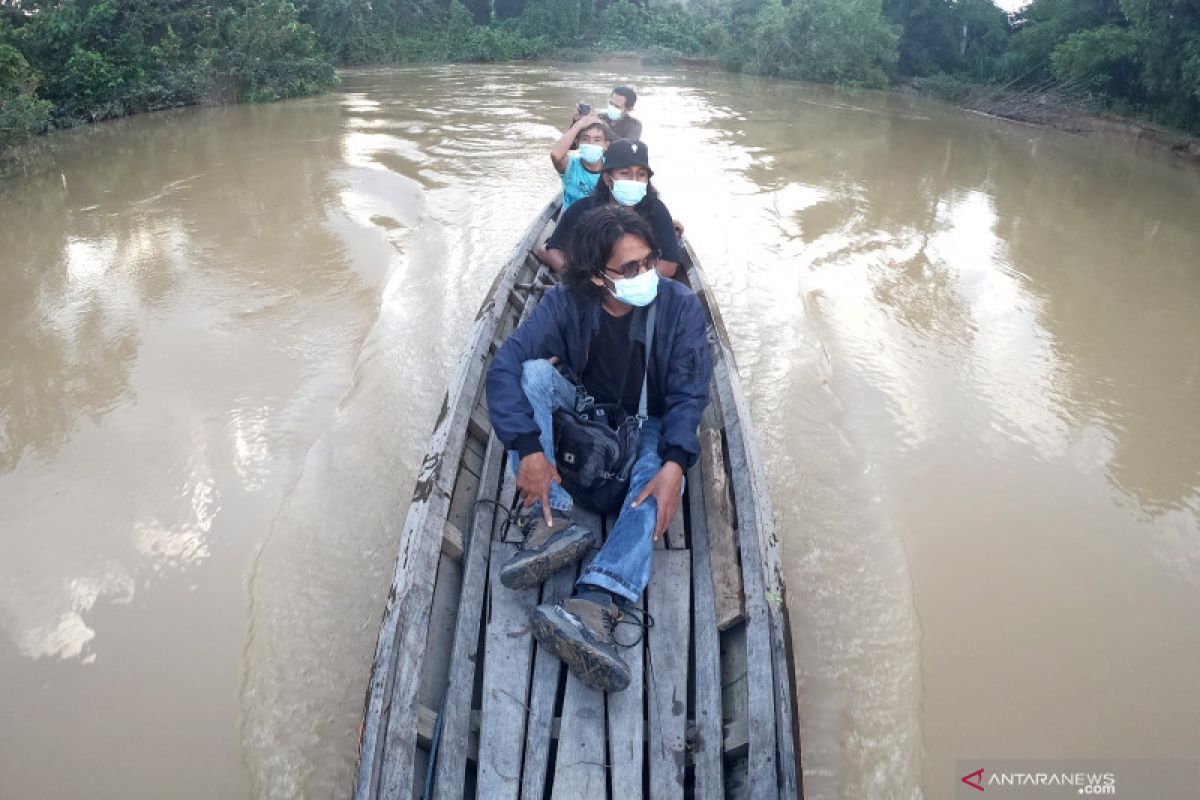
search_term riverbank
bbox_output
[898,76,1200,169]
[974,104,1200,167]
[7,51,1200,178]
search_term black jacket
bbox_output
[486,280,712,470]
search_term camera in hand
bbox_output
[577,102,591,115]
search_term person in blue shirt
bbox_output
[551,113,611,211]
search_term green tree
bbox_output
[1119,0,1200,126]
[1049,24,1139,94]
[0,42,52,151]
[212,0,337,101]
[724,0,899,87]
[1004,0,1126,80]
[884,0,1009,77]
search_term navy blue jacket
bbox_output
[486,279,712,471]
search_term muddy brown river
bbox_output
[2,65,1198,800]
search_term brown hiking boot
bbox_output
[529,596,633,692]
[498,510,597,590]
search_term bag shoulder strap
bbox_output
[637,303,657,421]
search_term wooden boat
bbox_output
[354,199,802,799]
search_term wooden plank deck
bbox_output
[422,377,792,800]
[459,488,745,800]
[605,588,646,800]
[476,540,538,799]
[550,508,607,799]
[519,565,576,800]
[687,462,728,799]
[358,208,801,800]
[646,549,691,799]
[431,433,505,800]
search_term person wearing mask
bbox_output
[551,114,612,211]
[535,138,681,279]
[604,86,642,141]
[485,206,712,692]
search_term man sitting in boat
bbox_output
[606,86,643,141]
[535,138,682,279]
[485,206,711,692]
[551,113,611,211]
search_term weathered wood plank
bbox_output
[550,672,607,799]
[606,592,646,800]
[719,622,749,757]
[687,252,796,799]
[647,549,691,800]
[441,521,464,561]
[476,541,538,800]
[447,465,482,535]
[431,435,504,800]
[416,704,479,760]
[711,359,778,800]
[463,433,486,477]
[666,504,686,550]
[418,553,463,711]
[686,462,726,800]
[549,509,607,800]
[700,428,744,631]
[467,405,493,446]
[417,704,437,744]
[519,566,576,800]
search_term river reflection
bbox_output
[0,97,385,798]
[2,66,1198,800]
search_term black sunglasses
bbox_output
[603,250,661,281]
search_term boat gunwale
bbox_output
[353,199,560,800]
[685,243,803,796]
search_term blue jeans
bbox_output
[512,359,666,603]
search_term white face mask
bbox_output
[605,103,623,121]
[608,265,660,307]
[611,179,647,206]
[578,143,604,163]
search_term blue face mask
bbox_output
[608,265,660,307]
[611,179,647,206]
[578,143,604,164]
[605,103,623,121]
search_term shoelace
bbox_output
[472,499,565,551]
[604,603,655,648]
[511,508,567,551]
[468,498,521,546]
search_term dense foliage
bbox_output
[4,0,1200,156]
[0,0,337,152]
[892,0,1200,131]
[721,0,898,86]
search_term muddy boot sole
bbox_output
[498,527,596,590]
[529,604,631,693]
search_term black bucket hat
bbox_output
[603,138,653,177]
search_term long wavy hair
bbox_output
[563,206,658,301]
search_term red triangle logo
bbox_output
[962,768,985,792]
